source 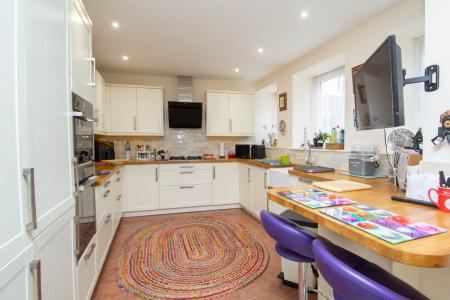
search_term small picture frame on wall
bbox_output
[279,93,287,111]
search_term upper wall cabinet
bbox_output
[206,91,254,136]
[94,71,107,133]
[107,85,164,136]
[71,0,94,103]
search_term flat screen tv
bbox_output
[353,35,405,131]
[168,101,203,128]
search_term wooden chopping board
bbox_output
[313,180,372,192]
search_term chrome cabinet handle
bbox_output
[74,216,81,256]
[230,119,232,132]
[180,171,194,174]
[84,243,96,260]
[213,166,216,179]
[103,190,110,198]
[247,168,250,183]
[116,177,121,182]
[133,116,137,131]
[229,119,232,132]
[155,167,158,182]
[23,168,37,231]
[104,180,111,188]
[264,173,268,189]
[88,57,96,87]
[179,166,194,169]
[30,260,42,300]
[105,214,111,224]
[179,186,194,189]
[116,195,122,201]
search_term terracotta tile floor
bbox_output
[92,209,300,300]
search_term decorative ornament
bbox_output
[279,120,287,136]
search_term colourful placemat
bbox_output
[277,189,356,209]
[321,204,447,244]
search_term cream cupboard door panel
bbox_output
[239,164,251,210]
[71,0,94,103]
[207,92,230,135]
[0,245,33,300]
[109,87,137,133]
[213,163,239,205]
[137,88,164,135]
[19,0,74,237]
[33,208,75,300]
[0,0,31,271]
[94,71,106,133]
[124,165,159,211]
[249,167,268,219]
[229,93,254,136]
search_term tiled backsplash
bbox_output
[265,147,390,174]
[97,131,253,159]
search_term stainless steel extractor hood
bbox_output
[176,76,194,102]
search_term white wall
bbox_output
[254,84,277,145]
[422,0,450,167]
[256,0,425,151]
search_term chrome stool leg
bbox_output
[298,263,329,300]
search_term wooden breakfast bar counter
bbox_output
[267,169,450,299]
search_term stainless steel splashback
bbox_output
[176,76,193,102]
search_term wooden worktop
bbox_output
[95,158,294,187]
[269,171,450,268]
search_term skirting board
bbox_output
[123,204,242,218]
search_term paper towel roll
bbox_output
[219,142,225,158]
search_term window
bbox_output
[310,67,345,135]
[410,36,425,129]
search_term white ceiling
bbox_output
[85,0,402,81]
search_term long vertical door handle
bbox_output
[159,116,162,131]
[248,168,250,183]
[133,116,137,131]
[30,260,42,300]
[74,216,81,256]
[229,119,232,132]
[264,173,268,189]
[23,168,37,231]
[230,119,232,132]
[213,166,216,179]
[88,57,96,87]
[155,167,158,182]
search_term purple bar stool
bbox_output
[260,210,326,300]
[312,239,429,300]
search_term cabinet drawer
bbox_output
[160,184,212,209]
[77,237,96,300]
[159,163,212,172]
[96,209,113,270]
[159,169,212,186]
[95,175,115,226]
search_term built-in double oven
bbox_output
[72,93,97,262]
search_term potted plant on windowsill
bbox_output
[313,131,329,148]
[263,124,278,147]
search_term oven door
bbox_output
[75,175,97,261]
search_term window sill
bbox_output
[265,146,347,153]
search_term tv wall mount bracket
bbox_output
[403,64,439,92]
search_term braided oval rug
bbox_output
[118,217,269,299]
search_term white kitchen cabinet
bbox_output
[76,236,96,300]
[19,0,74,237]
[229,93,254,136]
[94,71,107,133]
[96,207,113,271]
[160,184,213,209]
[213,163,239,205]
[206,92,230,135]
[32,208,76,300]
[124,165,160,211]
[107,85,164,135]
[137,88,164,135]
[112,169,124,230]
[71,0,94,103]
[206,91,254,136]
[249,166,269,218]
[109,86,137,133]
[239,164,251,210]
[0,245,33,300]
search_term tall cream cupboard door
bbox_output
[207,92,230,135]
[109,86,137,133]
[71,0,94,103]
[0,0,31,280]
[19,0,73,236]
[137,88,164,135]
[229,93,254,136]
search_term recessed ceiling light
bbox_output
[234,68,240,73]
[257,48,264,53]
[122,55,129,61]
[300,10,309,19]
[112,21,120,28]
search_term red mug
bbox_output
[428,187,450,213]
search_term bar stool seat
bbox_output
[312,239,429,300]
[260,210,321,300]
